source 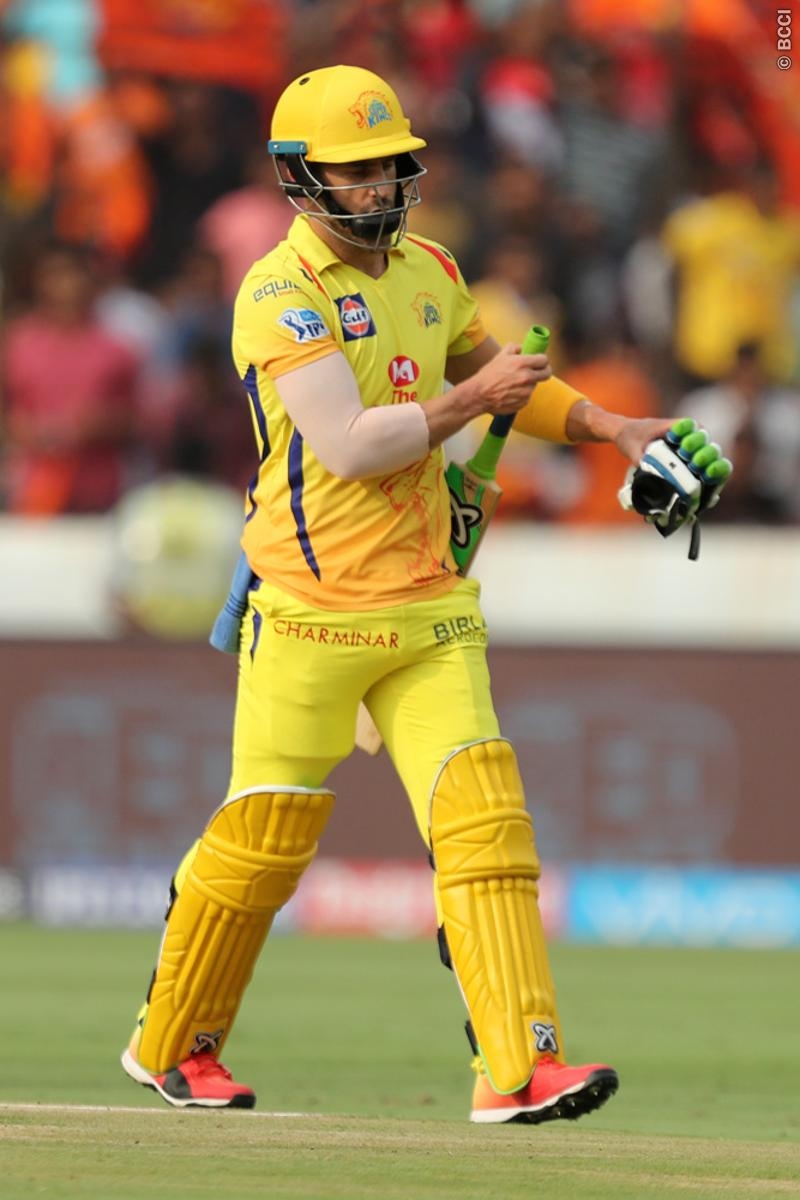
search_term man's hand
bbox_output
[618,418,733,559]
[564,405,676,456]
[612,416,675,464]
[470,342,552,417]
[426,339,551,448]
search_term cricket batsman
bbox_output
[121,65,731,1120]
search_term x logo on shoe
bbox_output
[532,1022,559,1054]
[191,1029,224,1055]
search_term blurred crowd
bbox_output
[2,0,800,528]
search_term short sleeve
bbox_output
[447,260,487,357]
[232,274,339,380]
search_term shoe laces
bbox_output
[534,1054,558,1070]
[186,1051,232,1080]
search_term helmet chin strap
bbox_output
[350,209,403,239]
[322,190,404,244]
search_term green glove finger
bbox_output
[691,443,720,471]
[670,417,696,438]
[705,457,733,483]
[679,429,708,457]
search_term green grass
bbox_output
[1,926,799,1198]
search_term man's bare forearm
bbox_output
[564,400,626,444]
[565,400,675,465]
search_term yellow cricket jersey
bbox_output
[662,192,800,381]
[232,214,580,610]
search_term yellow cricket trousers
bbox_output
[228,576,500,839]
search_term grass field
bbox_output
[2,925,798,1198]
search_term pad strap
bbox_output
[430,739,563,1093]
[137,787,334,1072]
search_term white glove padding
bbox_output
[618,439,702,531]
[618,420,733,560]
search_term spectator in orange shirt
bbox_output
[556,319,665,524]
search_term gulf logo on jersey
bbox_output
[335,293,376,341]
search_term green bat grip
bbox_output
[446,324,551,572]
[467,324,551,480]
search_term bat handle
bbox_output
[489,326,551,437]
[473,325,551,470]
[522,324,551,355]
[488,413,514,437]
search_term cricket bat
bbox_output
[445,324,550,574]
[356,323,551,754]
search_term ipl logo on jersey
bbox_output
[277,307,329,342]
[335,293,376,341]
[348,90,393,130]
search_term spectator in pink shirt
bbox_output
[197,149,292,303]
[1,242,141,514]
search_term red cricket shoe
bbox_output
[470,1055,618,1125]
[121,1045,256,1109]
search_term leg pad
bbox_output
[137,787,334,1072]
[430,739,563,1094]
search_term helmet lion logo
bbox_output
[349,91,393,130]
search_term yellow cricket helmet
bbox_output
[268,64,426,163]
[268,65,427,249]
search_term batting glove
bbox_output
[618,418,733,560]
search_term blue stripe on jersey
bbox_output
[250,609,262,661]
[242,363,270,522]
[242,364,269,452]
[244,473,258,522]
[288,429,321,580]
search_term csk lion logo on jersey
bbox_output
[336,293,376,341]
[348,90,393,129]
[412,291,442,328]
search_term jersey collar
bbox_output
[288,214,409,275]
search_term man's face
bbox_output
[35,251,94,321]
[316,156,398,216]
